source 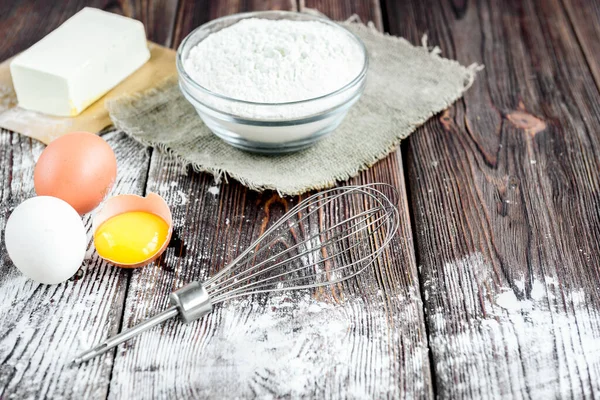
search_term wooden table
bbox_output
[1,0,600,398]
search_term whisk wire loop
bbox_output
[206,184,399,303]
[206,208,386,298]
[208,211,392,302]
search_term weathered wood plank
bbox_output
[0,0,111,60]
[303,1,431,397]
[299,0,383,30]
[109,1,431,398]
[0,131,150,399]
[562,0,600,92]
[109,152,430,399]
[0,0,179,60]
[386,0,600,397]
[116,0,180,46]
[172,0,297,47]
[0,1,178,398]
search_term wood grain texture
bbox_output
[108,1,431,398]
[0,131,150,399]
[117,0,180,46]
[0,0,179,60]
[385,0,600,397]
[0,2,170,398]
[172,0,297,47]
[303,2,432,395]
[108,155,431,399]
[562,0,600,92]
[299,0,383,30]
[9,0,600,397]
[0,0,112,60]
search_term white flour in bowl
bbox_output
[183,18,365,104]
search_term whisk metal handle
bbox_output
[169,281,213,323]
[72,306,179,364]
[73,282,212,364]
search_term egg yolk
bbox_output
[94,211,169,265]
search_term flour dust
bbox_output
[423,253,600,398]
[109,290,409,399]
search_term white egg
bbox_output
[4,196,87,284]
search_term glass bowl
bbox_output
[176,10,368,154]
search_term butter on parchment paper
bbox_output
[0,9,176,145]
[11,8,151,117]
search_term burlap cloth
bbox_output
[107,16,481,196]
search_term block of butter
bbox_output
[10,7,150,117]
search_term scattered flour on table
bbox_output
[111,291,413,399]
[496,290,532,311]
[184,18,363,104]
[207,186,220,196]
[530,279,546,300]
[0,84,17,111]
[0,107,73,143]
[0,271,110,396]
[176,190,187,205]
[423,253,600,398]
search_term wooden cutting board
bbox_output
[0,41,176,145]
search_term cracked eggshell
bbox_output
[92,192,173,268]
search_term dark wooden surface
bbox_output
[1,0,600,398]
[387,0,600,397]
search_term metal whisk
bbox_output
[74,183,399,364]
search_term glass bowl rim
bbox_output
[175,10,369,107]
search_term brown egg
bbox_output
[34,132,117,215]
